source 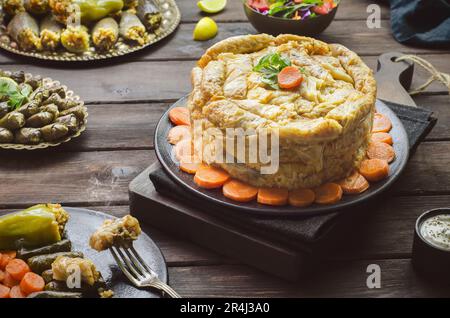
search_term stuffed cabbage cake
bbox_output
[188,34,376,189]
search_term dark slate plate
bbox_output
[155,96,409,217]
[0,207,168,298]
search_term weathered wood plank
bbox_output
[178,0,390,22]
[168,260,450,297]
[0,54,447,104]
[0,20,447,65]
[413,95,450,140]
[0,150,155,207]
[0,141,450,207]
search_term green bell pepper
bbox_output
[0,204,69,250]
[50,0,124,24]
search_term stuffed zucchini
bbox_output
[61,25,90,53]
[119,11,147,45]
[40,15,63,51]
[137,0,161,31]
[92,17,119,52]
[7,12,42,51]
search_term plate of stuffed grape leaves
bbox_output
[0,69,87,150]
[0,0,181,61]
[0,204,169,298]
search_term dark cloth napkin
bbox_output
[389,0,450,48]
[150,101,437,246]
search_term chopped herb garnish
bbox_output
[253,53,292,89]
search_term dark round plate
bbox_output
[155,96,409,217]
[0,207,168,298]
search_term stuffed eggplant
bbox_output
[137,0,161,31]
[40,15,63,51]
[24,0,50,15]
[90,215,141,251]
[15,127,41,144]
[7,12,42,51]
[0,127,14,143]
[0,111,26,130]
[40,123,69,141]
[92,17,119,51]
[61,25,90,53]
[119,11,147,45]
[0,204,69,250]
[3,0,25,16]
[26,111,54,127]
[49,0,124,24]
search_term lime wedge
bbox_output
[193,17,218,41]
[197,0,227,14]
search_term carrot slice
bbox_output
[371,132,393,145]
[0,284,10,298]
[20,272,44,296]
[179,155,200,174]
[3,272,18,288]
[314,183,343,205]
[257,188,289,206]
[167,125,191,145]
[359,158,389,182]
[338,171,370,194]
[9,285,25,298]
[288,188,315,207]
[0,254,11,270]
[6,259,30,281]
[372,113,392,133]
[194,165,230,189]
[367,141,396,163]
[223,179,258,202]
[174,138,194,160]
[169,107,190,126]
[1,251,16,259]
[278,66,303,89]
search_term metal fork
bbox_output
[109,243,181,298]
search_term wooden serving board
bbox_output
[129,52,416,281]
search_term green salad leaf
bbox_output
[253,53,291,89]
[0,77,31,110]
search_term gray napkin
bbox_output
[150,101,436,245]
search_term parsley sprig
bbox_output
[253,53,291,89]
[0,78,31,110]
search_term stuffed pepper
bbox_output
[7,12,42,51]
[119,11,147,45]
[40,15,63,51]
[49,0,124,24]
[92,17,119,51]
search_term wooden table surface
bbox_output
[1,0,449,297]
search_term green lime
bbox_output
[197,0,227,14]
[193,17,218,41]
[0,77,19,91]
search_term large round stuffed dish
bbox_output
[188,34,377,190]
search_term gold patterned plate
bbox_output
[0,71,88,150]
[0,0,181,61]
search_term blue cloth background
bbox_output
[390,0,450,47]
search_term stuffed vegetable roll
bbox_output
[92,17,119,51]
[0,128,14,143]
[16,100,40,118]
[0,102,10,118]
[24,0,50,15]
[41,123,69,141]
[0,111,25,130]
[55,114,78,133]
[40,15,63,51]
[15,127,42,144]
[3,0,25,16]
[26,111,54,127]
[7,12,42,51]
[137,0,161,31]
[119,11,147,45]
[10,70,26,83]
[25,75,43,90]
[61,25,90,53]
[60,104,86,120]
[40,103,59,118]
